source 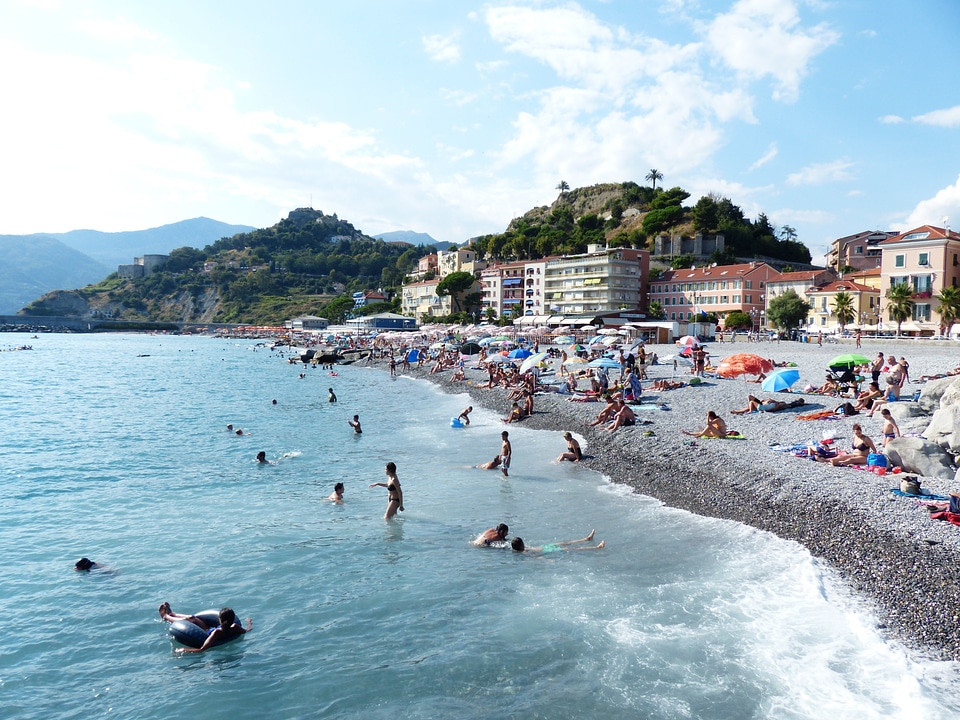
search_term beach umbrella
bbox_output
[477,337,497,346]
[459,342,482,355]
[565,356,587,365]
[485,354,513,364]
[554,335,575,345]
[508,347,533,359]
[597,328,620,336]
[717,353,773,378]
[494,335,512,342]
[518,352,549,374]
[602,336,620,346]
[569,343,586,353]
[588,357,623,369]
[717,353,769,378]
[677,335,700,346]
[827,353,871,369]
[761,368,801,393]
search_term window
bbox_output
[913,304,931,322]
[670,312,676,320]
[855,246,863,254]
[919,252,929,266]
[745,281,753,289]
[895,255,905,268]
[745,294,752,303]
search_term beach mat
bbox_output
[889,488,950,501]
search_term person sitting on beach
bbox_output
[812,375,840,395]
[557,431,583,462]
[682,411,733,438]
[606,400,636,432]
[879,408,900,447]
[458,406,473,425]
[853,382,883,412]
[587,397,618,427]
[510,530,604,554]
[816,424,876,466]
[473,523,509,546]
[451,367,465,381]
[327,482,345,503]
[502,402,524,424]
[160,604,252,654]
[651,379,685,391]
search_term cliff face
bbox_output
[22,286,222,322]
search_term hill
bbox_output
[471,181,812,267]
[50,217,256,268]
[373,230,456,250]
[22,208,426,325]
[0,235,110,314]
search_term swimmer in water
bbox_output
[75,557,99,571]
[163,605,252,654]
[348,415,362,434]
[510,530,604,554]
[256,451,269,464]
[327,482,344,503]
[328,388,337,403]
[473,523,509,546]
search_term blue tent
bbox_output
[406,349,421,362]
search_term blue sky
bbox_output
[2,0,958,262]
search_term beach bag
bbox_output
[900,477,921,495]
[950,494,960,515]
[867,453,887,468]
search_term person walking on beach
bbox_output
[499,431,512,477]
[348,415,362,434]
[370,462,403,519]
[855,330,862,348]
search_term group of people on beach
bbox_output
[471,523,604,554]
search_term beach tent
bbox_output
[406,349,422,362]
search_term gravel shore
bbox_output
[409,337,960,660]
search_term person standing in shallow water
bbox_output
[370,462,403,519]
[348,415,362,434]
[328,388,337,403]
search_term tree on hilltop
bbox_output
[645,169,664,191]
[556,180,570,200]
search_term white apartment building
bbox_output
[543,246,649,316]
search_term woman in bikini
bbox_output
[370,462,403,519]
[557,432,583,462]
[818,424,876,466]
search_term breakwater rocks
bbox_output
[410,349,960,661]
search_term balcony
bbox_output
[911,291,932,299]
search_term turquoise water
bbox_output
[0,332,956,719]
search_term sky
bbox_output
[2,0,959,263]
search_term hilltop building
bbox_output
[118,254,169,279]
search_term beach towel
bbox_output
[889,488,950,501]
[797,411,840,421]
[930,511,960,526]
[701,433,747,440]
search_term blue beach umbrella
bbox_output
[588,357,623,369]
[508,347,533,359]
[760,368,801,393]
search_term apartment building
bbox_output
[879,224,960,334]
[826,230,897,273]
[806,279,880,331]
[764,269,836,316]
[650,262,780,327]
[542,246,649,316]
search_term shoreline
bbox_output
[404,342,960,662]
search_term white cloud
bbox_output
[748,142,778,171]
[786,159,854,186]
[912,105,960,128]
[879,114,905,124]
[897,174,960,231]
[422,33,461,63]
[440,88,478,106]
[703,0,840,102]
[77,17,157,43]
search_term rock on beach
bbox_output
[411,338,960,660]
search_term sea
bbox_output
[1,332,957,720]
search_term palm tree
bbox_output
[886,283,915,337]
[645,169,663,191]
[647,300,665,320]
[831,291,855,332]
[935,285,960,337]
[555,180,570,201]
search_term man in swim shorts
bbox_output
[499,431,511,477]
[458,406,473,425]
[348,415,362,434]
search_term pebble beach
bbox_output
[411,337,960,661]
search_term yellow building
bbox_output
[806,279,880,332]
